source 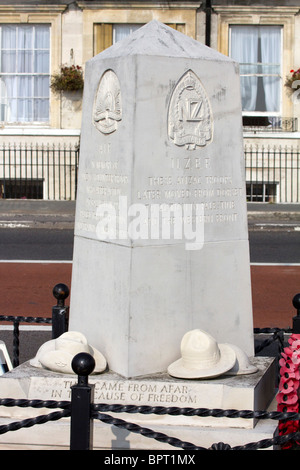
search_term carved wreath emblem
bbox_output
[168,70,213,150]
[93,69,122,135]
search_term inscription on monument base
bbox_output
[49,378,198,406]
[24,358,273,429]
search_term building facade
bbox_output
[0,0,299,201]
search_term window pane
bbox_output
[262,76,281,112]
[0,24,50,123]
[231,26,259,65]
[240,63,280,75]
[230,25,281,114]
[34,98,49,121]
[19,99,33,121]
[2,25,16,48]
[35,50,49,73]
[240,76,258,111]
[8,98,17,121]
[18,76,33,98]
[260,26,281,66]
[34,25,50,49]
[34,76,49,98]
[239,64,260,75]
[113,24,143,43]
[3,76,16,99]
[1,51,16,73]
[17,50,33,73]
[260,64,281,75]
[17,25,33,49]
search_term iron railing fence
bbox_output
[0,292,299,450]
[0,347,298,451]
[0,283,69,367]
[245,144,300,203]
[0,143,79,201]
[243,116,298,134]
[0,142,299,204]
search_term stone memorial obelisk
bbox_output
[69,21,254,378]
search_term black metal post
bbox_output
[292,293,300,333]
[205,0,212,47]
[52,283,70,339]
[12,319,20,368]
[70,353,95,450]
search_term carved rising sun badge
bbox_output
[93,69,122,135]
[168,70,213,150]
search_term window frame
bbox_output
[82,6,197,60]
[229,24,283,118]
[112,23,144,44]
[214,5,298,124]
[94,22,186,55]
[246,181,278,203]
[0,23,51,125]
[0,6,64,129]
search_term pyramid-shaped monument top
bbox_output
[92,20,232,62]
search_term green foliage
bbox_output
[50,65,84,94]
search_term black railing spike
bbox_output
[292,293,300,333]
[52,283,70,339]
[70,353,95,450]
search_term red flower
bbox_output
[278,402,299,413]
[277,333,300,448]
[280,362,300,377]
[279,420,299,432]
[289,334,300,343]
[280,368,300,382]
[279,421,300,449]
[276,391,299,405]
[289,336,300,346]
[279,379,299,394]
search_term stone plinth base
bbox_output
[0,357,278,450]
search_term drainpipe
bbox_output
[205,0,212,47]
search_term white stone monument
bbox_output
[0,22,278,451]
[69,20,254,378]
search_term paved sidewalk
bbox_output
[0,200,75,229]
[0,199,299,231]
[247,203,300,231]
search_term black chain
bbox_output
[0,322,297,449]
[91,403,300,422]
[92,411,300,451]
[0,398,70,410]
[93,411,208,450]
[0,315,52,367]
[232,432,300,451]
[254,327,287,355]
[1,398,299,422]
[0,315,52,324]
[0,409,70,435]
[254,327,292,334]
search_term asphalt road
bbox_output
[0,227,299,263]
[249,231,300,264]
[0,228,74,260]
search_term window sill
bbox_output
[243,131,300,139]
[0,127,81,136]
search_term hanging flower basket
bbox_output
[50,65,84,94]
[285,69,300,95]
